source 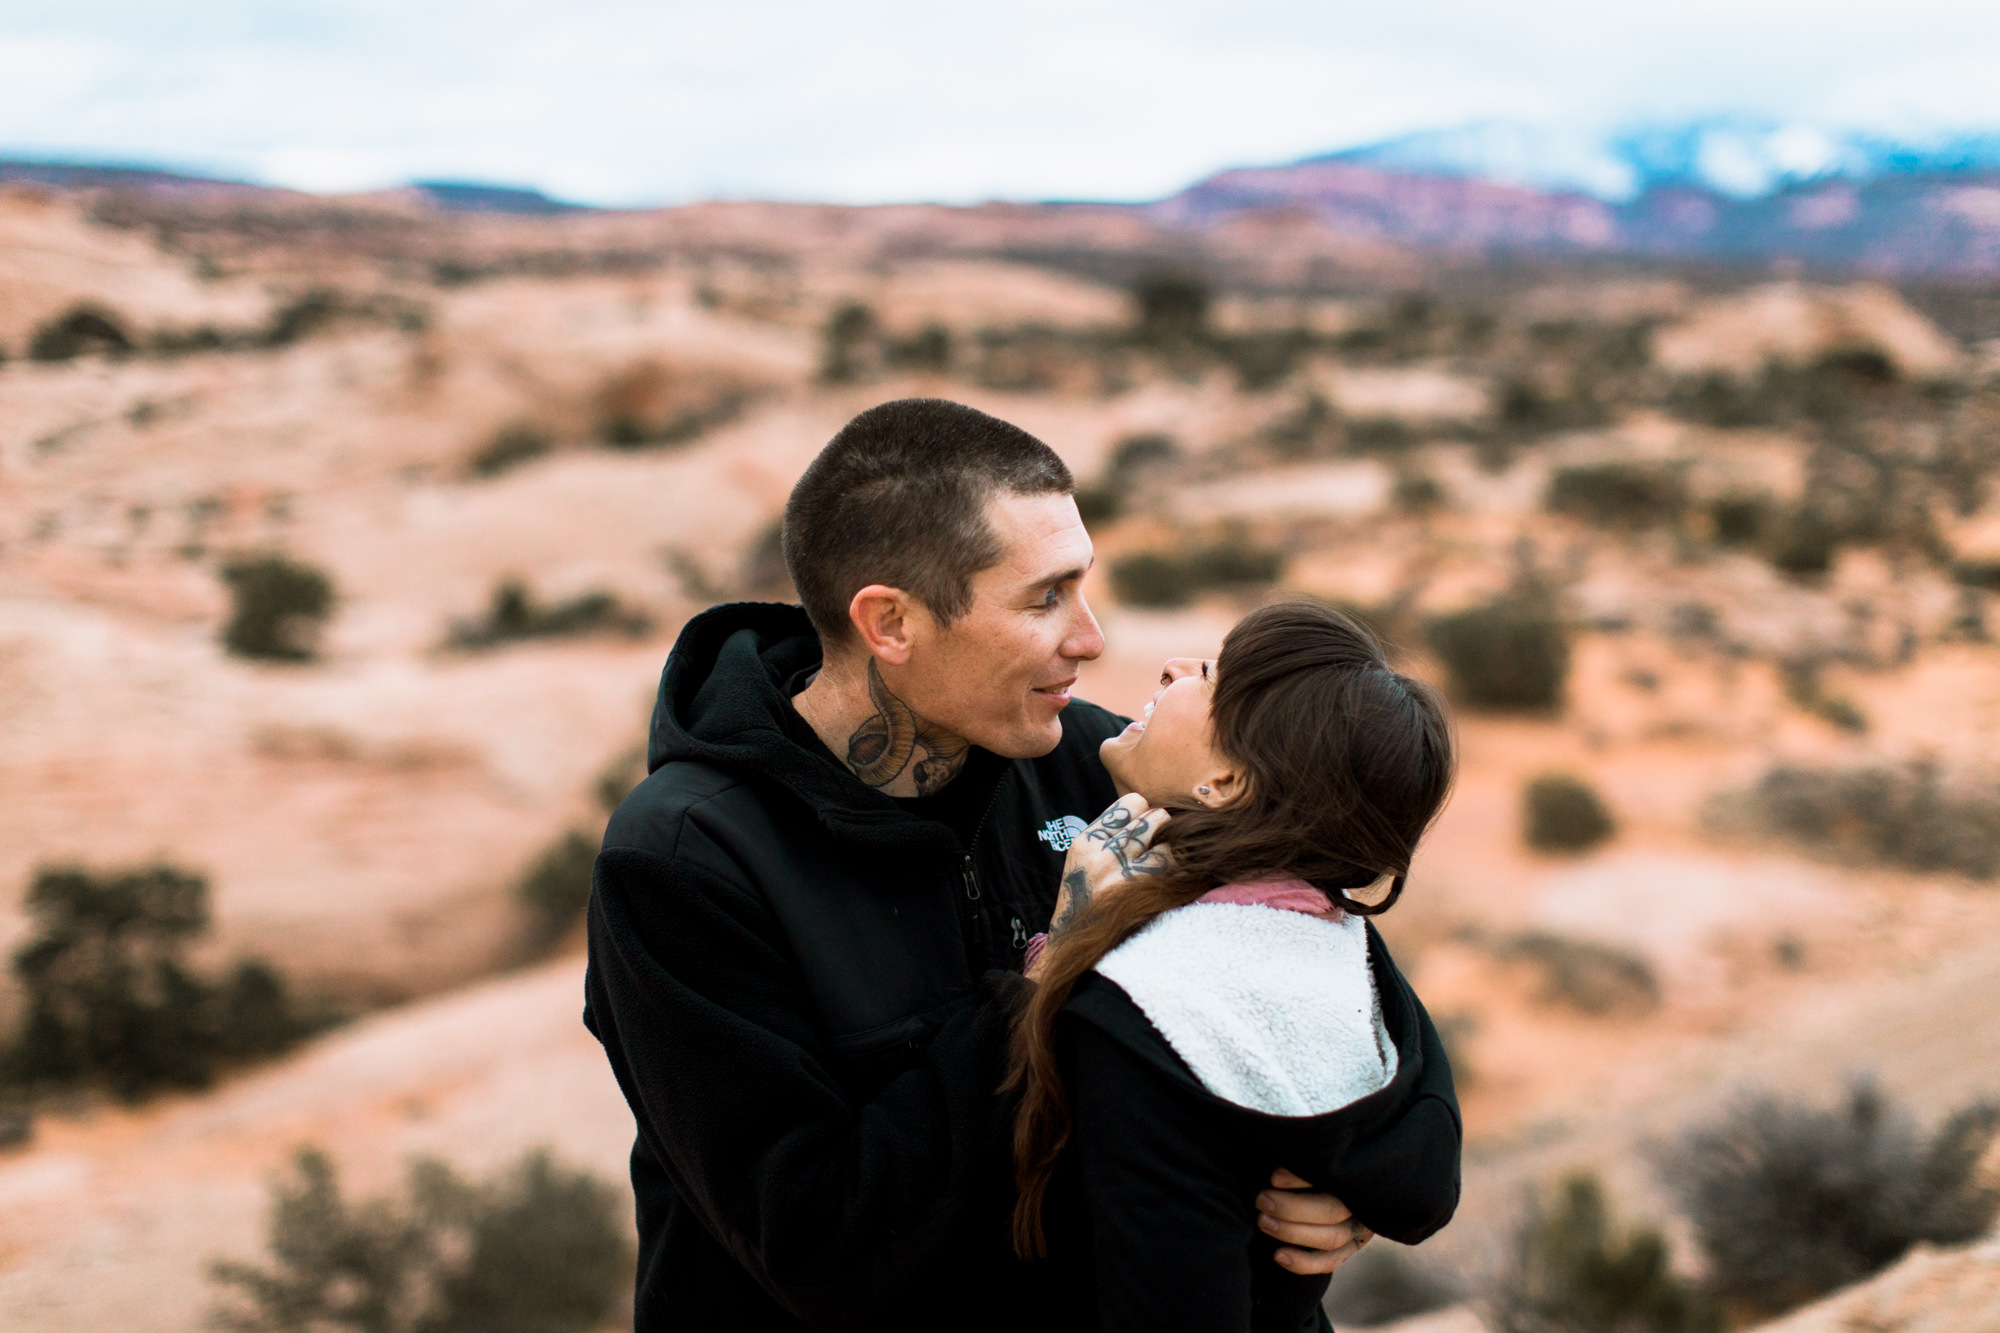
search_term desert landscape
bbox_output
[2,169,1998,1331]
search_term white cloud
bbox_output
[2,0,2000,203]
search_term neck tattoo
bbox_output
[846,660,970,796]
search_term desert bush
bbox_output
[1108,534,1285,608]
[1264,392,1341,459]
[1323,1244,1461,1327]
[1491,932,1660,1016]
[1,863,317,1101]
[884,322,952,373]
[600,393,747,450]
[1545,462,1688,530]
[738,518,793,600]
[29,302,134,362]
[1779,660,1868,733]
[1394,470,1447,514]
[1110,431,1178,474]
[1130,267,1211,341]
[1763,505,1841,576]
[818,300,878,383]
[516,830,600,948]
[447,581,652,650]
[210,1144,632,1333]
[1217,328,1309,390]
[1426,593,1570,711]
[1953,558,2000,591]
[1730,760,2000,878]
[1665,1083,2000,1320]
[1524,774,1616,852]
[264,289,342,346]
[220,554,336,662]
[1487,1173,1720,1333]
[1707,490,1774,547]
[468,423,553,478]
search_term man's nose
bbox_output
[1064,592,1106,663]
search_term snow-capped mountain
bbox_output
[1326,118,2000,202]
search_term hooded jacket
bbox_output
[1042,902,1462,1333]
[582,603,1126,1332]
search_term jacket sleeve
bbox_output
[584,843,1026,1329]
[1067,1018,1328,1333]
[1327,995,1462,1245]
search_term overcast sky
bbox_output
[4,0,2000,206]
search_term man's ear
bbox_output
[848,585,917,666]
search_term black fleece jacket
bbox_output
[582,603,1126,1332]
[1041,924,1462,1333]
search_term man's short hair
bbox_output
[783,399,1074,648]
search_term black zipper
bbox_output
[955,772,1011,970]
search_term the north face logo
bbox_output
[1036,816,1090,853]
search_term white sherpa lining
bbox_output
[1093,902,1395,1117]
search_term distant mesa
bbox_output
[0,157,264,195]
[409,180,587,215]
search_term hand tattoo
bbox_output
[1086,806,1170,877]
[844,660,969,796]
[1051,867,1091,937]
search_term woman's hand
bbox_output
[1050,793,1171,939]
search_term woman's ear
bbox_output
[1197,765,1249,808]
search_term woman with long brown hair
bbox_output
[1009,600,1463,1331]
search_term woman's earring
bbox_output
[1195,785,1212,801]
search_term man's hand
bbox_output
[1050,794,1171,937]
[1258,1170,1372,1274]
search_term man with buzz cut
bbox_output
[584,398,1365,1331]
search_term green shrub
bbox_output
[1072,487,1120,524]
[1,864,317,1101]
[1487,1174,1720,1333]
[1952,558,2000,591]
[517,830,600,947]
[1491,932,1660,1016]
[264,289,342,347]
[1709,491,1775,547]
[1130,267,1211,340]
[221,554,336,662]
[1217,329,1308,390]
[1524,774,1616,852]
[1665,1083,2000,1320]
[29,303,133,361]
[1264,392,1339,459]
[210,1144,632,1333]
[469,424,553,477]
[1323,1244,1460,1327]
[1764,506,1841,576]
[1546,462,1688,529]
[738,518,793,600]
[447,581,652,650]
[818,301,878,383]
[1426,594,1569,711]
[885,322,952,373]
[1110,432,1178,474]
[1394,470,1446,514]
[1779,661,1869,733]
[1108,536,1285,608]
[1732,761,2000,878]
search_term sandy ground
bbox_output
[4,190,1999,1329]
[0,954,630,1333]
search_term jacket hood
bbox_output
[647,601,968,852]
